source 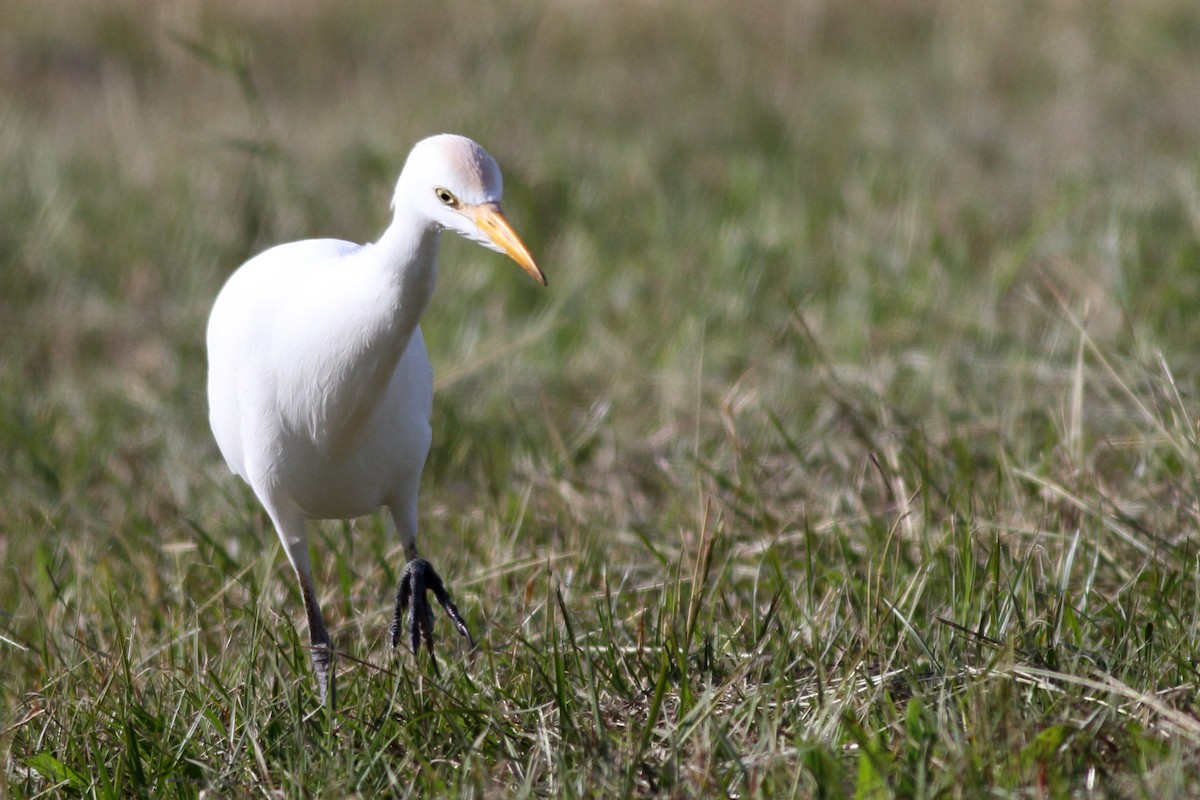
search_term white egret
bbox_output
[206,134,545,704]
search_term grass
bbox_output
[3,0,1200,796]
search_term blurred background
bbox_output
[4,0,1200,551]
[3,0,1200,791]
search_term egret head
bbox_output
[396,134,545,285]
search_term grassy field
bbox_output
[4,0,1200,796]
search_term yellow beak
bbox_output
[472,202,547,286]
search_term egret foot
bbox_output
[390,558,473,672]
[310,641,337,708]
[299,579,337,708]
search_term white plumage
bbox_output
[206,134,545,704]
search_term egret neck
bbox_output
[376,192,442,342]
[305,199,440,460]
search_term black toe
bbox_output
[391,558,473,669]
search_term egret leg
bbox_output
[390,558,473,671]
[268,502,336,708]
[386,489,473,669]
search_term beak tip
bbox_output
[475,202,547,288]
[525,264,548,287]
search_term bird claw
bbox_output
[390,558,473,672]
[310,642,336,709]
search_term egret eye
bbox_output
[435,187,458,207]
